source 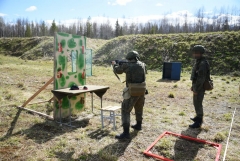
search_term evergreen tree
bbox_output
[119,26,123,36]
[115,19,120,37]
[85,16,92,38]
[25,24,32,37]
[50,20,57,36]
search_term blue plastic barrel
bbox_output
[162,62,182,80]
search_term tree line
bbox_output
[0,6,240,39]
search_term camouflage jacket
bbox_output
[113,60,146,87]
[190,57,209,92]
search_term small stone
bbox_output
[228,106,231,108]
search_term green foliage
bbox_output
[25,25,32,37]
[179,111,185,116]
[50,20,57,36]
[0,37,107,60]
[155,136,175,159]
[168,92,175,98]
[214,131,227,142]
[94,31,240,74]
[223,113,232,121]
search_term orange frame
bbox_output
[144,131,222,161]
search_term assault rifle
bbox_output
[112,60,128,65]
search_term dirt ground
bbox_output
[0,55,239,161]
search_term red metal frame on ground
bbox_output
[144,131,222,161]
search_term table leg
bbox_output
[68,96,71,126]
[101,97,103,109]
[56,100,62,126]
[113,111,116,130]
[59,101,62,126]
[101,109,104,128]
[91,92,93,112]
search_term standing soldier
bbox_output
[190,45,210,128]
[112,51,147,139]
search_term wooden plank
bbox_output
[0,103,17,108]
[28,100,53,105]
[17,106,54,120]
[102,106,121,111]
[108,106,121,111]
[21,77,54,107]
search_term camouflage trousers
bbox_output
[121,95,145,127]
[193,88,205,118]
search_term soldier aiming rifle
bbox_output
[112,51,147,140]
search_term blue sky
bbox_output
[0,0,239,25]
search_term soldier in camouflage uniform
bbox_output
[113,51,147,139]
[190,45,210,128]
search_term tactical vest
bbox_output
[126,61,145,86]
[191,57,210,82]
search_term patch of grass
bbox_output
[155,136,175,159]
[45,103,53,115]
[161,117,172,123]
[214,132,227,142]
[17,82,24,88]
[162,106,167,110]
[178,111,185,116]
[4,136,22,146]
[202,125,210,132]
[98,149,118,161]
[0,55,240,161]
[173,84,178,88]
[5,93,13,100]
[223,113,232,121]
[168,93,175,98]
[156,138,172,150]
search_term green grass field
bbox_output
[0,55,240,161]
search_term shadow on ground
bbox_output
[0,109,91,144]
[157,79,179,83]
[173,128,203,160]
[87,128,111,140]
[0,109,22,141]
[54,130,140,161]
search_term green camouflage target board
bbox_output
[54,32,86,119]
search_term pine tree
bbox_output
[85,16,92,38]
[115,19,120,37]
[119,26,123,36]
[25,24,32,37]
[50,20,57,36]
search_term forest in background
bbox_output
[0,6,240,39]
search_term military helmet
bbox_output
[126,51,140,60]
[192,45,205,54]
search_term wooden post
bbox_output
[17,106,54,120]
[21,77,54,107]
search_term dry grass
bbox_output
[0,55,240,161]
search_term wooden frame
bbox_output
[16,77,54,120]
[144,131,222,161]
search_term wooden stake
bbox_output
[21,77,54,107]
[17,106,54,120]
[28,100,53,105]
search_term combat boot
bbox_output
[131,121,142,130]
[115,126,130,139]
[189,117,203,128]
[190,116,198,122]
